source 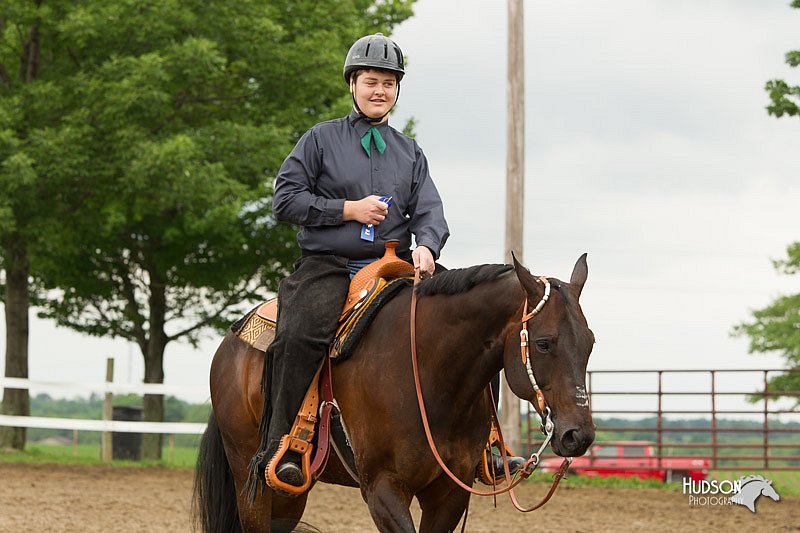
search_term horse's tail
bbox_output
[193,411,242,533]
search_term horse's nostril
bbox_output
[559,427,596,456]
[561,429,580,451]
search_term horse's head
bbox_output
[762,481,781,502]
[504,254,596,457]
[740,475,781,503]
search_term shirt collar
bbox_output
[348,110,388,137]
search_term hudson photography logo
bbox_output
[683,475,781,513]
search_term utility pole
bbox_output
[502,0,524,454]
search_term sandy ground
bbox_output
[1,463,797,532]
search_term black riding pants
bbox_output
[264,253,351,455]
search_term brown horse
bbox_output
[194,255,596,532]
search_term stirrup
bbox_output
[264,435,313,496]
[265,364,323,495]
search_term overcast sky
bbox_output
[2,1,799,414]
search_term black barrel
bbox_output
[112,406,143,460]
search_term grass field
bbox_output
[0,443,199,468]
[707,469,800,497]
[525,468,800,497]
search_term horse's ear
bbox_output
[512,251,538,296]
[570,253,588,296]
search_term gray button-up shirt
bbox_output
[273,111,449,260]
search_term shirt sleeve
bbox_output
[272,128,345,226]
[407,142,450,259]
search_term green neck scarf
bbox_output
[360,126,386,157]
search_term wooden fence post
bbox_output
[101,358,114,462]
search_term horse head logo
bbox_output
[729,475,781,513]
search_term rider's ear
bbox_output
[511,251,539,297]
[570,253,588,297]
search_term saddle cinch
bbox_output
[236,241,415,494]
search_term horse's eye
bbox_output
[535,339,551,353]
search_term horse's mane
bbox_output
[415,264,513,297]
[739,474,768,486]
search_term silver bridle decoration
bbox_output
[521,277,551,413]
[518,276,557,471]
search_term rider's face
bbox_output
[351,70,397,123]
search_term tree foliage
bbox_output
[1,0,416,456]
[736,0,800,408]
[733,243,800,408]
[765,0,800,118]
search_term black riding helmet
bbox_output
[344,33,404,123]
[343,32,405,84]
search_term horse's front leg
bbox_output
[362,473,416,533]
[416,472,472,533]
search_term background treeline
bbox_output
[28,393,210,447]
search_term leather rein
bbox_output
[409,269,571,511]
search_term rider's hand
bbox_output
[343,195,390,225]
[413,246,435,278]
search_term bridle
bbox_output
[409,269,572,511]
[520,275,552,427]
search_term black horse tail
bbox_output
[193,411,242,533]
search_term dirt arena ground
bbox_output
[1,463,797,532]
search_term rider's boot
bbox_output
[275,451,304,487]
[488,449,527,477]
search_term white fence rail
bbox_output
[0,377,208,435]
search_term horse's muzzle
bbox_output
[555,426,595,457]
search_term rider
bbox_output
[261,33,522,488]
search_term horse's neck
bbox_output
[417,274,523,409]
[742,482,762,496]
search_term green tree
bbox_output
[1,0,415,457]
[737,2,800,408]
[733,243,800,408]
[765,0,800,118]
[0,0,82,450]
